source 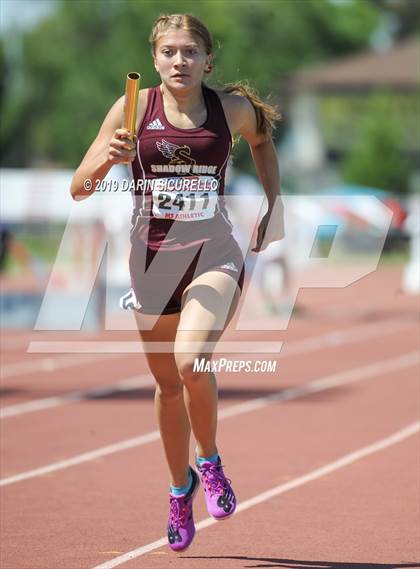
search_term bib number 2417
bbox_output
[152,178,218,221]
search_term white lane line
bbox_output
[281,319,410,356]
[91,421,420,568]
[1,350,417,487]
[0,318,410,419]
[219,351,419,418]
[0,353,124,379]
[25,314,415,355]
[255,319,413,358]
[0,375,154,419]
[0,432,161,488]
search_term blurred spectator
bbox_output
[257,238,293,315]
[0,222,33,277]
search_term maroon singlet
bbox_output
[130,83,234,251]
[121,83,245,315]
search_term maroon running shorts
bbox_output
[120,237,245,315]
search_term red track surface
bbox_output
[1,265,419,569]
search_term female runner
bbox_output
[70,13,283,552]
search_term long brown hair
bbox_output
[149,13,282,137]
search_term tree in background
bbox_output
[370,0,420,39]
[341,93,412,194]
[0,0,398,169]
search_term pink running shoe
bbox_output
[167,468,199,552]
[196,457,236,520]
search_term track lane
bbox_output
[0,346,418,568]
[95,425,420,569]
[1,318,411,411]
[174,433,420,569]
[1,321,417,477]
[1,265,418,568]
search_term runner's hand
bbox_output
[108,129,137,164]
[252,202,285,252]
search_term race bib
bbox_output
[151,176,219,221]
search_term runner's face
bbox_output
[154,30,210,89]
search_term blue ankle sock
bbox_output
[170,469,193,497]
[196,451,220,466]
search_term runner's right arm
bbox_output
[70,96,137,201]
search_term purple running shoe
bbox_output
[167,467,199,552]
[196,457,236,520]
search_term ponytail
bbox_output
[223,81,282,137]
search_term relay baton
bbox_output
[121,72,141,164]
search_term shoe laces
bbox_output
[200,462,231,497]
[169,496,188,530]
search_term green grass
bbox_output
[21,235,61,260]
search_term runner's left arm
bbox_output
[235,97,284,252]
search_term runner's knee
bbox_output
[175,355,210,385]
[155,378,183,399]
[146,355,184,398]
